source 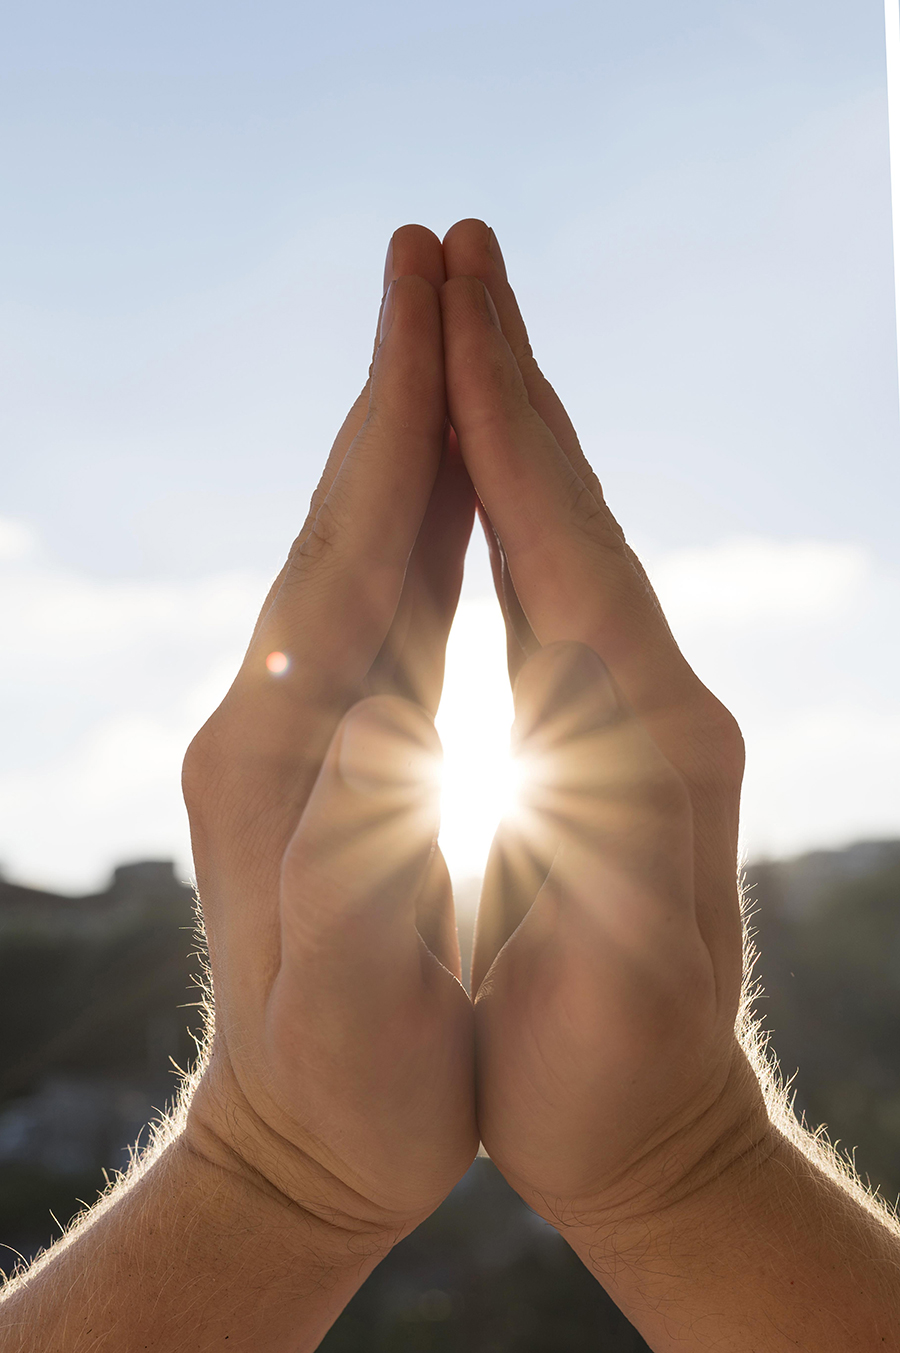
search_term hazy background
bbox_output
[1,0,898,890]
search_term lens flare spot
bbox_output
[266,650,290,675]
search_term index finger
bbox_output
[248,224,448,652]
[186,273,448,998]
[195,269,448,896]
[443,218,587,474]
[442,277,746,988]
[443,219,666,668]
[440,274,693,721]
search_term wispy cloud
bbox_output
[0,524,896,891]
[0,519,267,889]
[650,536,870,628]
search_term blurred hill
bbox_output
[0,842,898,1349]
[747,839,900,1199]
[0,861,203,1262]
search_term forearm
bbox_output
[568,1125,900,1351]
[0,1133,392,1352]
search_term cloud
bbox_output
[0,523,896,891]
[647,536,871,629]
[644,536,900,859]
[0,564,265,665]
[0,522,269,889]
[0,517,38,562]
[742,704,900,858]
[0,713,195,889]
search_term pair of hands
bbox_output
[180,219,769,1266]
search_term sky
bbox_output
[1,0,898,892]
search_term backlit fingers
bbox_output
[238,275,446,711]
[364,430,476,715]
[442,273,698,725]
[442,218,589,473]
[246,225,447,652]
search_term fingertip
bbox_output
[281,695,445,941]
[391,271,440,302]
[338,695,443,798]
[513,642,620,749]
[381,272,441,323]
[373,274,444,383]
[513,639,610,692]
[391,221,443,250]
[385,223,446,291]
[442,219,506,287]
[442,217,491,252]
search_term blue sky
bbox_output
[1,0,898,888]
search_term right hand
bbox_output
[440,219,769,1236]
[179,226,478,1254]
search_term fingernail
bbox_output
[487,226,507,279]
[513,642,618,748]
[379,281,395,346]
[339,699,442,798]
[382,237,394,295]
[483,284,502,329]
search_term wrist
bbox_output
[564,1126,900,1352]
[1,1117,398,1353]
[179,1100,403,1274]
[548,1044,775,1260]
[565,1114,779,1275]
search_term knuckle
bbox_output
[182,716,227,814]
[345,692,441,754]
[571,487,628,553]
[284,525,308,568]
[582,467,609,512]
[288,501,342,575]
[364,398,438,445]
[690,694,746,789]
[483,350,524,415]
[712,701,746,774]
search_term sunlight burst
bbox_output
[435,599,518,886]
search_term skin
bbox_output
[1,220,898,1352]
[439,223,756,1211]
[181,228,479,1238]
[440,221,900,1347]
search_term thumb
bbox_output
[279,695,443,967]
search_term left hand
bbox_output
[439,219,770,1232]
[181,225,478,1250]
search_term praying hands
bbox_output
[1,220,898,1351]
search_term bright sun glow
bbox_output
[435,598,518,883]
